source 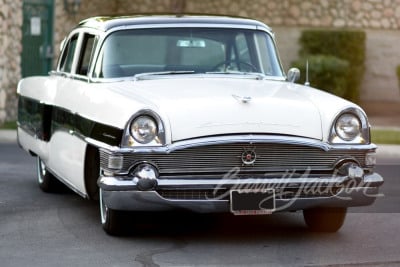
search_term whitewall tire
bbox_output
[36,157,62,193]
[100,188,122,235]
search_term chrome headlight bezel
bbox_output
[330,108,370,144]
[122,110,166,147]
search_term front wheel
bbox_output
[100,188,123,235]
[36,157,62,193]
[303,207,347,232]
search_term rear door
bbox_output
[47,31,98,196]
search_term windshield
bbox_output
[94,28,284,79]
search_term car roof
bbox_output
[77,14,272,33]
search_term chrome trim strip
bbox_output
[85,136,119,151]
[99,176,350,189]
[89,73,287,83]
[100,186,381,212]
[107,23,261,33]
[93,134,377,154]
[99,172,384,191]
[46,166,88,198]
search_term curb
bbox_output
[376,144,400,158]
[1,130,399,158]
[372,126,400,131]
[0,130,17,144]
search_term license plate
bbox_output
[230,190,275,215]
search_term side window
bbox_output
[59,34,79,73]
[77,34,96,76]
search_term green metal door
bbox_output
[21,0,54,77]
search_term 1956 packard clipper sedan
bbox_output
[17,15,383,235]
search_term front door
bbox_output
[21,0,54,77]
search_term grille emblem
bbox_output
[241,149,257,165]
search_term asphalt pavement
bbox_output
[0,141,399,267]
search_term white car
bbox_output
[17,15,383,235]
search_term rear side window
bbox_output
[77,34,96,76]
[59,34,78,73]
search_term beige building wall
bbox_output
[273,27,400,102]
[1,0,400,123]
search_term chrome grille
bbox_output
[156,187,340,201]
[157,189,228,200]
[100,142,367,176]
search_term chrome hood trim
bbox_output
[89,134,377,154]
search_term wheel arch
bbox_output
[84,144,100,201]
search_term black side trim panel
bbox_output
[18,96,52,141]
[18,96,123,146]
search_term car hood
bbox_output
[109,76,337,142]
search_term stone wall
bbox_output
[116,0,400,30]
[0,0,22,124]
[51,0,400,102]
[53,0,118,62]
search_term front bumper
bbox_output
[95,135,383,213]
[98,172,384,213]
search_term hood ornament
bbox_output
[232,94,252,104]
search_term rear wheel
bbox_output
[36,157,62,193]
[303,207,347,232]
[100,188,123,235]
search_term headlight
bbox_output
[130,115,157,144]
[335,113,361,141]
[330,108,370,144]
[122,110,166,147]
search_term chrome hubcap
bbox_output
[37,158,46,184]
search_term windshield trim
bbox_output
[91,25,285,81]
[106,23,265,34]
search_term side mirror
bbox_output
[287,68,300,83]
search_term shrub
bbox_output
[292,55,349,98]
[298,29,366,103]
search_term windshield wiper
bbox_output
[133,70,195,80]
[205,71,267,80]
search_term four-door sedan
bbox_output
[17,15,383,235]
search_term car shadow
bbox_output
[111,210,315,239]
